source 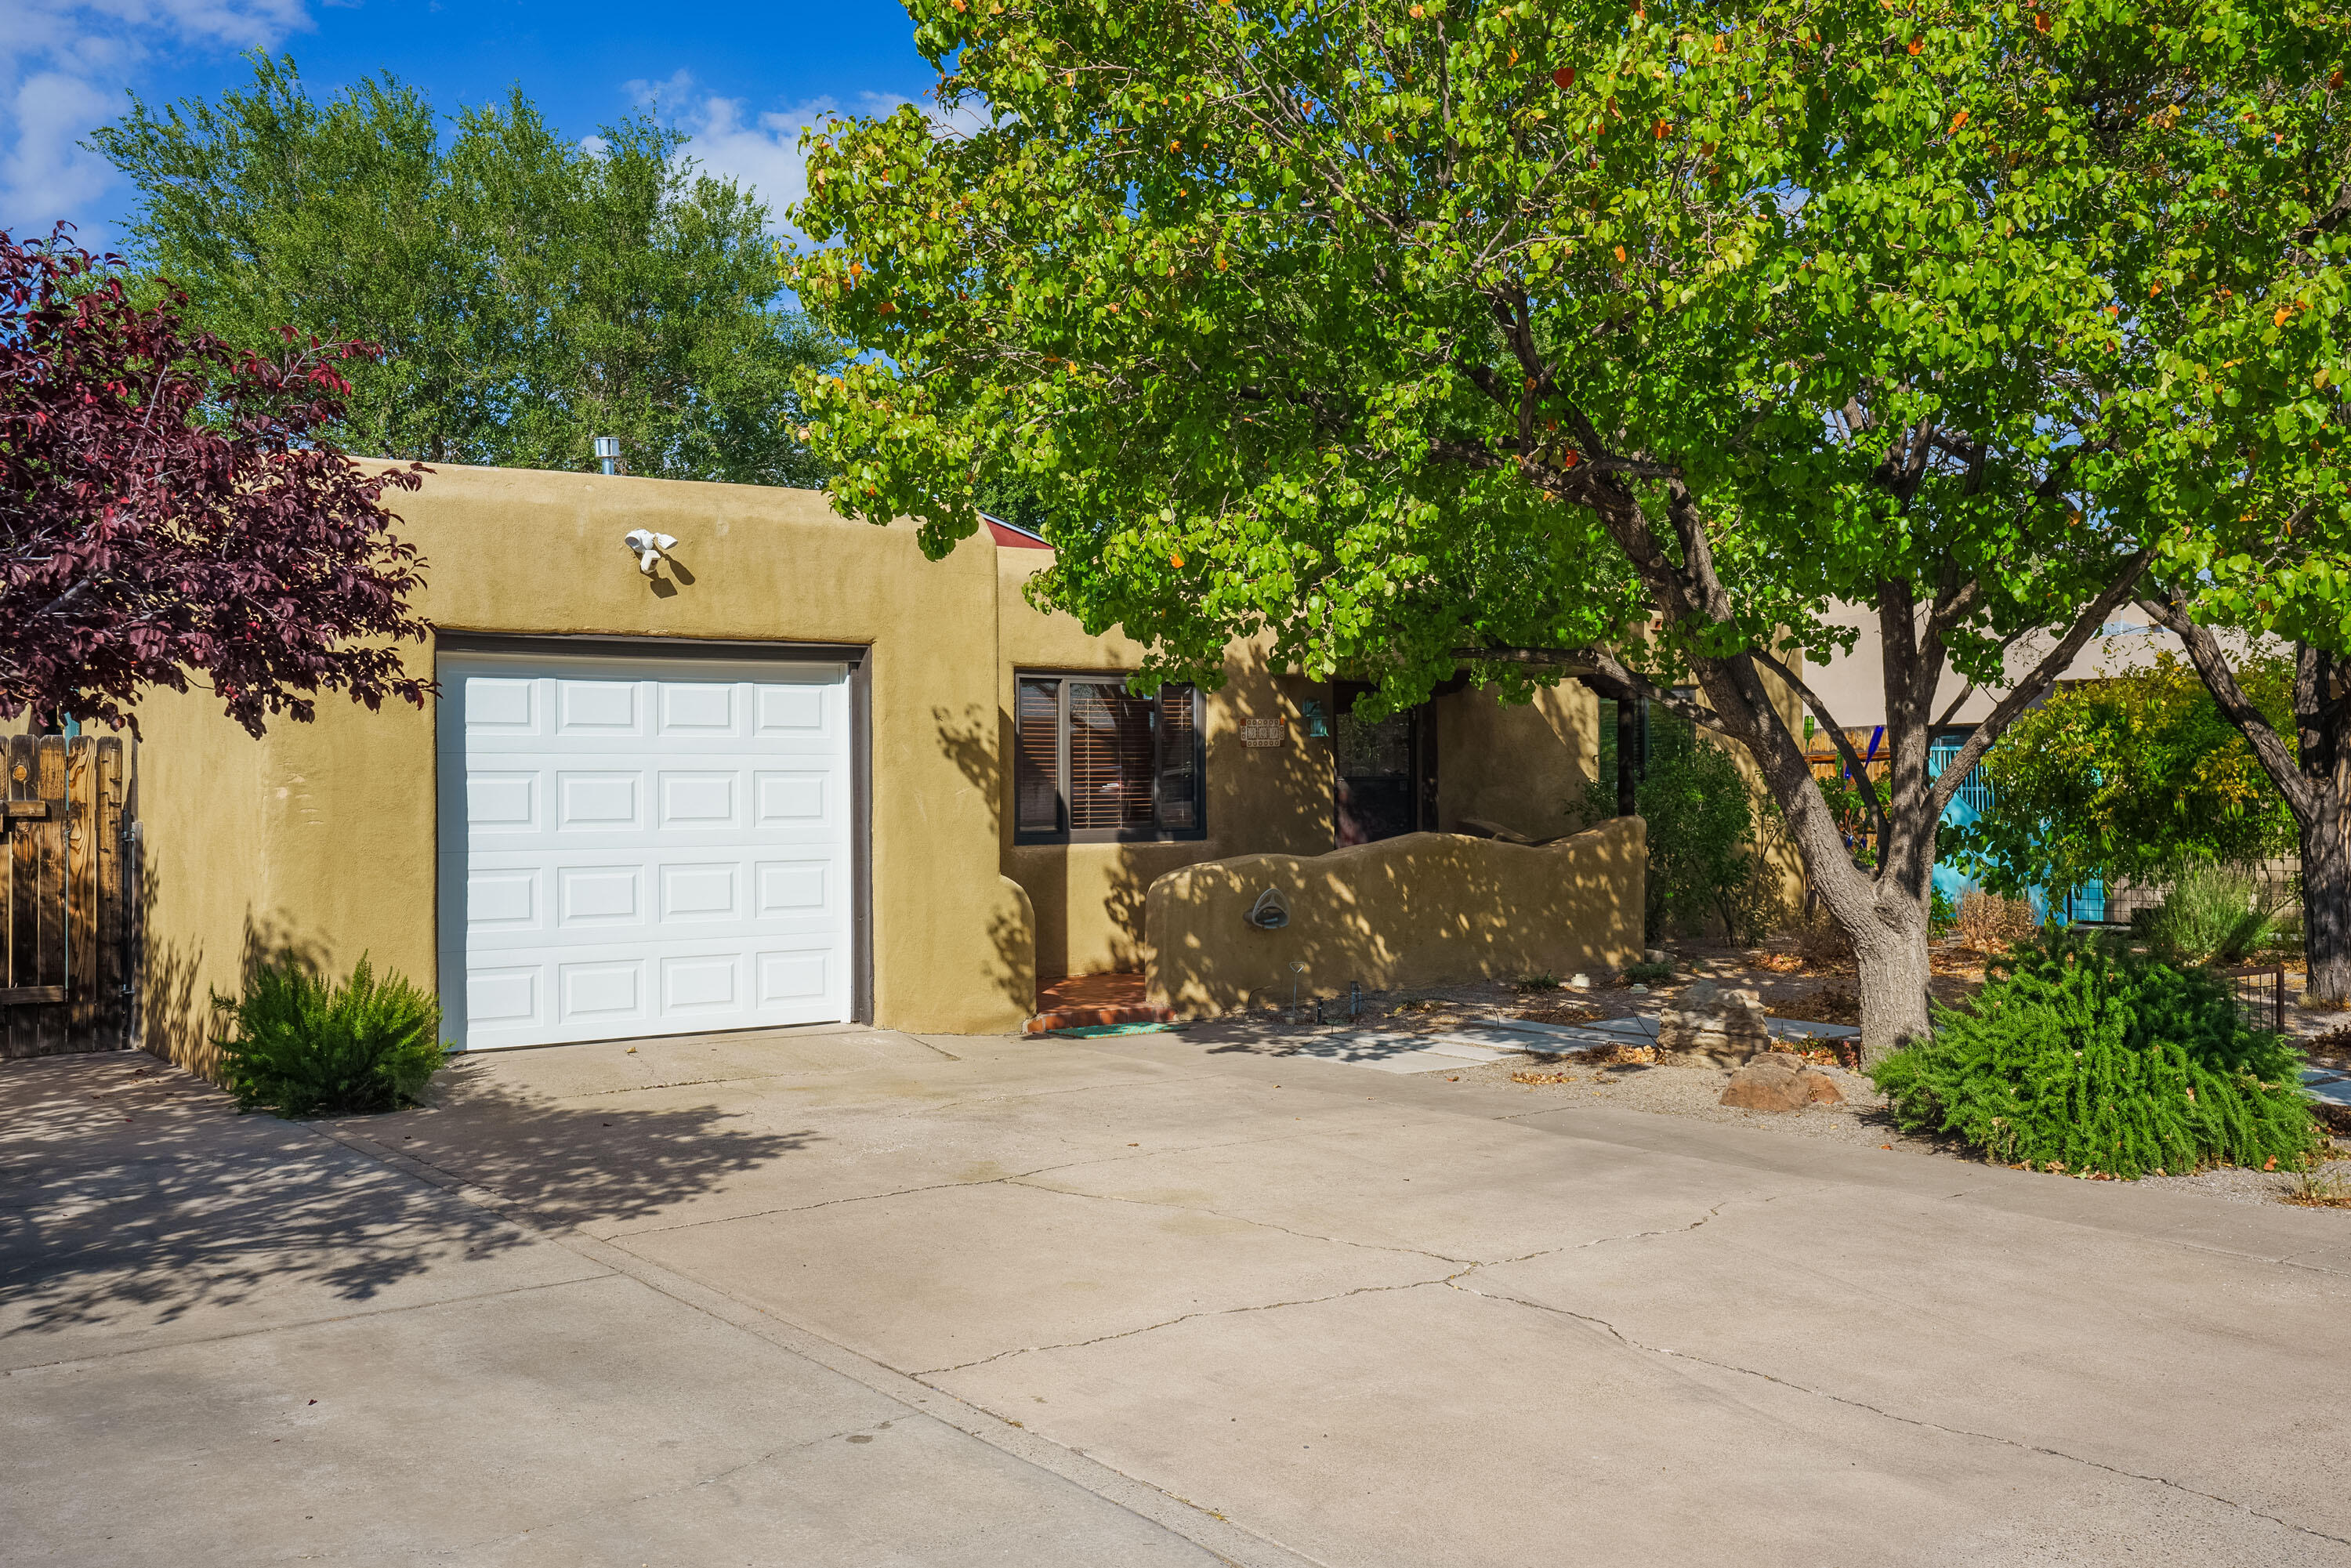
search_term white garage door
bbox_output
[436,651,855,1050]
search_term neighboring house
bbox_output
[130,464,1628,1066]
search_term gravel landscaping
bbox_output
[1453,1049,1914,1150]
[1434,1045,2351,1200]
[1208,939,2351,1209]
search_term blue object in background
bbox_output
[1927,732,1988,907]
[1929,729,2102,923]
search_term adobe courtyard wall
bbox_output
[1144,817,1646,1015]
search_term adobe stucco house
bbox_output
[132,464,1639,1066]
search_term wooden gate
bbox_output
[2,734,132,1059]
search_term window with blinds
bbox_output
[1012,674,1206,842]
[1015,679,1063,833]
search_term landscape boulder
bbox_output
[1720,1052,1846,1112]
[1657,980,1773,1066]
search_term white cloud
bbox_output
[3,71,116,234]
[0,0,316,241]
[626,71,993,239]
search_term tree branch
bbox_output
[1927,546,2157,818]
[2142,588,2317,818]
[1451,646,1598,672]
[1751,647,1888,850]
[1579,648,1737,739]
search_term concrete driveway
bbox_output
[5,1026,2349,1567]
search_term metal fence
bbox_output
[2226,965,2289,1036]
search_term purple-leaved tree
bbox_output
[0,227,430,737]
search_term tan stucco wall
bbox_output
[133,462,1665,1067]
[991,585,1614,978]
[1433,683,1598,840]
[136,463,1031,1069]
[131,689,264,1075]
[1144,817,1646,1014]
[994,553,1335,979]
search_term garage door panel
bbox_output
[468,868,541,931]
[660,952,742,1013]
[556,770,643,831]
[556,679,643,736]
[439,654,854,1049]
[754,771,829,827]
[466,967,542,1030]
[467,677,540,733]
[755,682,830,734]
[556,864,644,929]
[658,682,741,735]
[657,862,740,921]
[755,860,831,918]
[657,770,740,829]
[467,771,541,832]
[757,949,833,1006]
[557,958,647,1024]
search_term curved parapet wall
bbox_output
[1144,817,1646,1015]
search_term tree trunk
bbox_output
[2301,798,2351,1005]
[1853,916,1934,1061]
[1772,762,1939,1061]
[2151,615,2351,1008]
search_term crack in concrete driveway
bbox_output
[1445,1277,2351,1552]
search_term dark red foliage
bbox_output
[0,227,431,737]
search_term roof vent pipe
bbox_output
[593,435,621,476]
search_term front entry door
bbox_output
[1334,697,1425,846]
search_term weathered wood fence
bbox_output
[2,734,133,1059]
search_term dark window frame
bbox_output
[1013,672,1208,845]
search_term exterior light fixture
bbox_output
[593,435,621,476]
[1299,698,1331,738]
[622,528,677,574]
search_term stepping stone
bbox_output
[2303,1068,2351,1108]
[1509,1030,1646,1058]
[1362,1049,1499,1074]
[1494,1012,1861,1043]
[1766,1017,1860,1040]
[1581,1016,1663,1041]
[1411,1034,1517,1063]
[1273,1035,1491,1074]
[1488,1015,1660,1043]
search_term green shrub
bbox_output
[219,954,448,1117]
[1621,960,1675,985]
[1868,934,2317,1179]
[1573,710,1773,943]
[2134,862,2288,965]
[1929,885,1958,937]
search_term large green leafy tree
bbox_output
[792,0,2349,1055]
[92,55,839,482]
[1949,651,2298,899]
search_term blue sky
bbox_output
[2,0,944,247]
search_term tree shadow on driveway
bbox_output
[0,1052,817,1342]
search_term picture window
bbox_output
[1014,675,1205,842]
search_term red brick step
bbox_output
[1023,973,1173,1035]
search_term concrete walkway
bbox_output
[5,1027,2349,1566]
[1188,1009,1864,1074]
